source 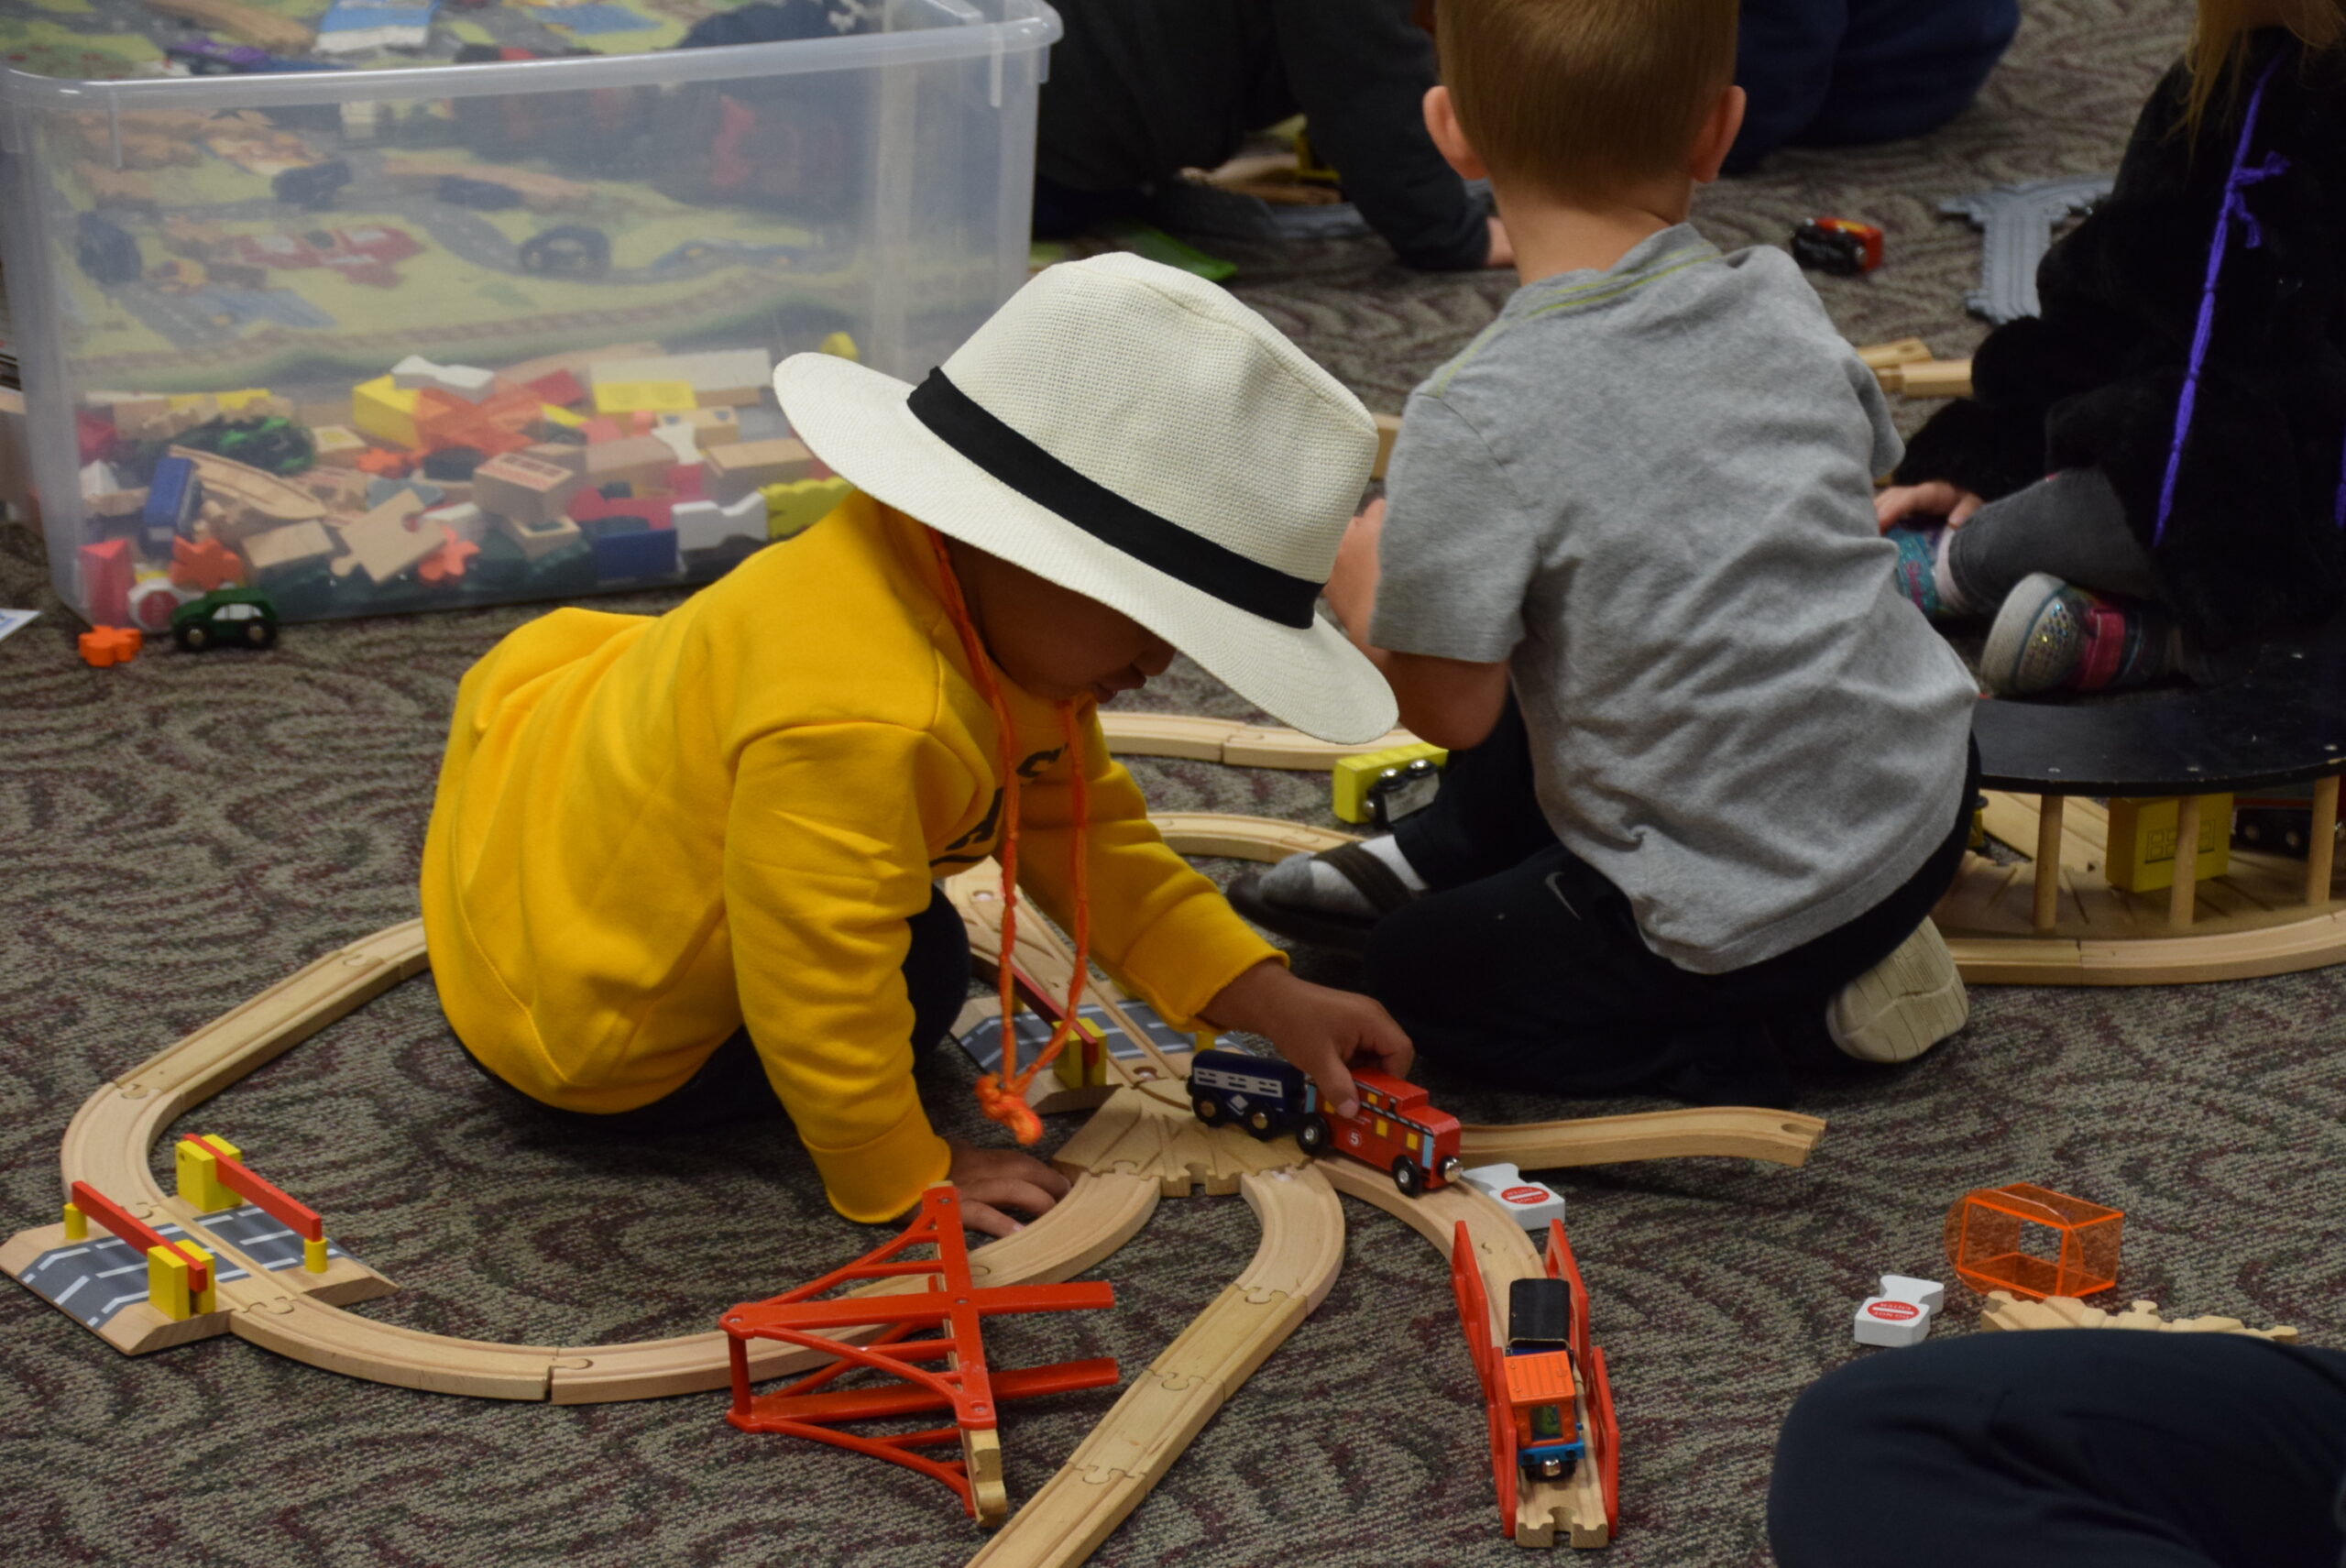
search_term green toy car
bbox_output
[170,587,280,652]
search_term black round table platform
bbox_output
[1973,619,2346,796]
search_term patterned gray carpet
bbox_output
[7,4,2341,1563]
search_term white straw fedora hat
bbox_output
[773,254,1398,743]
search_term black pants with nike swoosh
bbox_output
[1368,696,1978,1107]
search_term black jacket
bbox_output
[1036,0,1489,270]
[1898,32,2346,648]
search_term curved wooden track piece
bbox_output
[38,920,1161,1403]
[1939,791,2346,984]
[966,1167,1346,1568]
[1979,1290,2297,1341]
[1051,1082,1312,1196]
[1317,1162,1607,1547]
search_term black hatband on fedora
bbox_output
[906,368,1321,630]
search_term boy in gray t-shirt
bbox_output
[1234,0,1979,1103]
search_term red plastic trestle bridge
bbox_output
[721,1185,1119,1520]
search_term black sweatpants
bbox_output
[457,883,972,1135]
[1770,1332,2346,1568]
[1367,697,1977,1105]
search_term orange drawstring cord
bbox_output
[926,528,1090,1146]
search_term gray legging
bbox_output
[1944,467,2161,610]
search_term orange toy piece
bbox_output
[169,536,247,592]
[354,447,411,479]
[412,387,533,457]
[78,625,143,667]
[1945,1183,2122,1301]
[722,1184,1119,1526]
[415,526,480,586]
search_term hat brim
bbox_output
[775,354,1399,744]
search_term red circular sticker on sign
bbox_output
[1865,1300,1922,1321]
[1501,1187,1548,1205]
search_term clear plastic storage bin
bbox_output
[0,0,1058,627]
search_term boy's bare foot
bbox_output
[945,1138,1070,1237]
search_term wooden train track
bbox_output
[1102,715,2346,986]
[16,804,1840,1561]
[967,1166,1347,1567]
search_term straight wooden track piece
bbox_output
[1097,713,1416,769]
[965,1167,1344,1568]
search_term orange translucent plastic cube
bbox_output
[1943,1183,2123,1300]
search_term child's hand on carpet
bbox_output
[1877,480,1983,532]
[946,1139,1071,1236]
[1200,959,1414,1120]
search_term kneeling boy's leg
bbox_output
[1770,1333,2346,1568]
[1362,844,1772,1098]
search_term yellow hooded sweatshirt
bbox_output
[420,494,1279,1223]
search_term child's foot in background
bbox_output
[1228,838,1424,953]
[1980,572,2179,695]
[1887,525,1977,620]
[1259,837,1425,917]
[1826,918,1968,1063]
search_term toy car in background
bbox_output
[170,587,280,652]
[1790,217,1884,276]
[1504,1277,1584,1481]
[1187,1050,1463,1195]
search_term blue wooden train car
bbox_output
[1188,1048,1328,1151]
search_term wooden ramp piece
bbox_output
[1459,1106,1825,1171]
[1318,1161,1607,1547]
[965,1167,1344,1568]
[1052,1081,1311,1196]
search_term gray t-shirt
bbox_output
[1371,225,1977,973]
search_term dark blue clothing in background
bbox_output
[1728,0,2020,170]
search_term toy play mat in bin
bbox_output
[0,0,1058,624]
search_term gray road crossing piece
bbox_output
[1940,174,2116,323]
[956,997,1193,1077]
[15,1222,253,1332]
[15,1205,357,1331]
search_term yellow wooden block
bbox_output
[1052,1018,1111,1091]
[168,388,269,411]
[762,477,853,541]
[2105,795,2231,893]
[148,1243,215,1321]
[593,379,697,415]
[1332,742,1448,824]
[175,1136,237,1212]
[818,331,861,363]
[351,375,421,448]
[304,1236,329,1274]
[62,1202,87,1242]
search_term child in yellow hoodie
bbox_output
[422,256,1410,1236]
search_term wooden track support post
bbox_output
[2308,775,2340,906]
[2170,795,2203,930]
[2033,794,2065,933]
